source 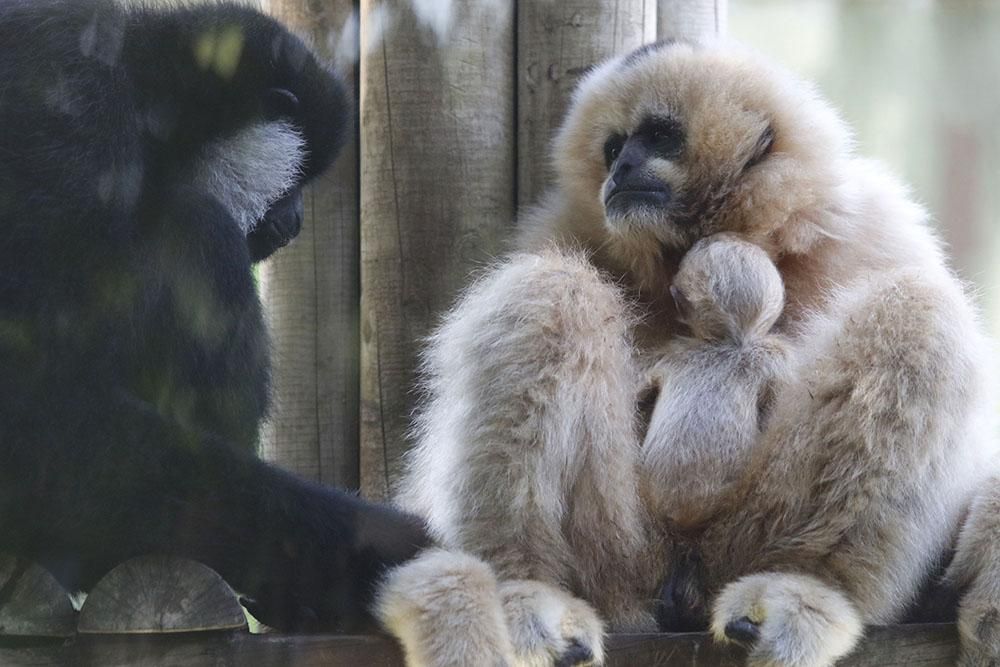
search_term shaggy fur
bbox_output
[641,234,790,533]
[381,40,999,666]
[190,120,305,234]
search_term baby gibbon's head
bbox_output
[552,40,853,262]
[671,233,784,342]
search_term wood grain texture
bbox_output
[658,0,728,40]
[0,556,75,638]
[359,0,515,500]
[518,0,655,206]
[77,556,245,635]
[0,626,960,666]
[260,0,361,489]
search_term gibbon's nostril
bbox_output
[611,159,634,184]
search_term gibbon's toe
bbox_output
[711,572,863,667]
[499,579,605,667]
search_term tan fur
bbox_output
[642,234,790,531]
[376,549,515,667]
[380,41,999,667]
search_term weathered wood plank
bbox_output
[0,556,75,638]
[77,556,245,635]
[259,0,361,489]
[658,0,728,40]
[517,0,655,206]
[606,625,959,666]
[0,626,961,666]
[359,0,515,500]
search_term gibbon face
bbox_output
[553,41,853,257]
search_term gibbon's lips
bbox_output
[604,179,672,214]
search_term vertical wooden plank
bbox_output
[658,0,728,40]
[359,0,515,500]
[518,0,656,206]
[259,0,360,489]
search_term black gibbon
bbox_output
[0,0,428,632]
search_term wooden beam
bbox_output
[260,0,361,489]
[358,0,516,500]
[517,0,655,206]
[658,0,727,40]
[0,626,961,666]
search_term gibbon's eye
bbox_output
[603,133,627,170]
[263,87,300,120]
[637,116,684,158]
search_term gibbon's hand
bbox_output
[248,188,305,262]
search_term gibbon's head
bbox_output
[671,233,784,342]
[129,3,350,233]
[552,40,853,263]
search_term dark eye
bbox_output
[603,133,626,170]
[263,87,300,120]
[647,117,683,157]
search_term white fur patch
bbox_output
[191,120,305,234]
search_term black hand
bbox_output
[247,189,304,262]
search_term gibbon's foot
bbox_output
[710,572,863,667]
[376,549,516,667]
[955,581,1000,667]
[499,580,605,667]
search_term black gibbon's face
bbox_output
[179,19,350,252]
[553,41,850,253]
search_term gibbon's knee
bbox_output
[811,268,983,424]
[426,247,636,393]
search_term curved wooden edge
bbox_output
[0,624,961,666]
[0,555,76,638]
[77,556,246,635]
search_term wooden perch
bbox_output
[77,556,246,635]
[0,625,960,666]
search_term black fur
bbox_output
[0,0,428,632]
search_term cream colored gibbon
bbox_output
[377,40,1000,667]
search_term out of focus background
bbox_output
[732,0,1000,338]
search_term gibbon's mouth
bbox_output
[604,183,672,215]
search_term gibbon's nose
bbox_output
[604,136,672,212]
[610,140,647,185]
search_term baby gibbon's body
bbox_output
[642,234,789,532]
[379,41,1000,667]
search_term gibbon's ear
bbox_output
[264,87,300,120]
[745,124,775,170]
